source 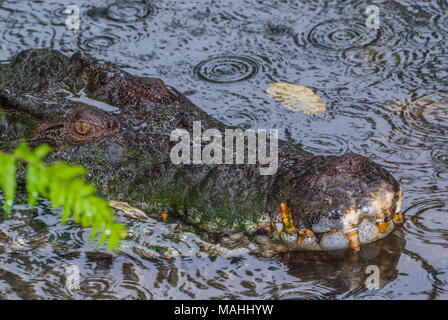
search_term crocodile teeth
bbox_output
[376,220,390,233]
[297,228,314,244]
[297,232,304,243]
[275,223,284,234]
[280,203,296,234]
[304,229,314,237]
[161,210,168,222]
[345,228,361,252]
[392,211,404,225]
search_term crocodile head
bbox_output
[0,49,404,251]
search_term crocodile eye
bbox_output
[74,121,92,135]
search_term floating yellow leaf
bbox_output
[266,82,326,114]
[108,200,148,220]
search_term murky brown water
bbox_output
[0,0,447,299]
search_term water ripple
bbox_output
[404,199,448,248]
[106,1,156,22]
[431,12,448,34]
[301,134,349,155]
[307,19,380,51]
[406,17,445,46]
[194,55,260,83]
[2,24,56,50]
[383,94,448,147]
[78,33,119,53]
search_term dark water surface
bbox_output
[0,0,447,299]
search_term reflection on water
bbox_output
[0,0,447,299]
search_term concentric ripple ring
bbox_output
[308,19,380,50]
[194,55,260,83]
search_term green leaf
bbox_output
[0,143,127,251]
[0,152,16,215]
[61,188,75,224]
[33,144,52,160]
[26,166,40,206]
[50,161,86,180]
[13,143,33,161]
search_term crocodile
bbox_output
[0,49,404,252]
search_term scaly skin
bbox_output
[0,49,403,251]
